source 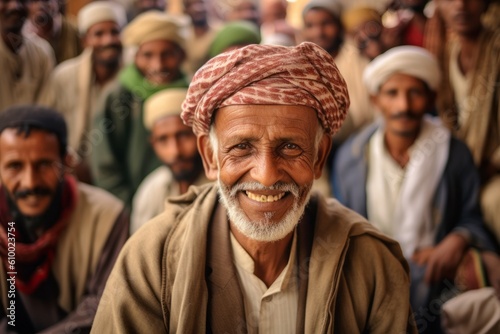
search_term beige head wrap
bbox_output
[77,1,127,35]
[363,46,441,94]
[144,88,188,130]
[342,6,381,33]
[122,11,186,49]
[181,42,350,136]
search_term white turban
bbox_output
[302,0,342,19]
[363,46,441,94]
[77,1,127,35]
[144,88,187,130]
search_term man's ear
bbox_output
[314,133,333,179]
[197,134,218,180]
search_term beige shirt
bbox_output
[449,42,471,126]
[0,33,54,111]
[230,230,298,334]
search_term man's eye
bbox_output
[284,143,299,150]
[281,143,302,157]
[6,162,22,171]
[235,143,250,150]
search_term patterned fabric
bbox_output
[181,42,350,136]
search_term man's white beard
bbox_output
[217,178,312,242]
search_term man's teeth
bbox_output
[245,191,285,202]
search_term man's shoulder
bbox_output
[130,183,217,242]
[23,33,54,60]
[53,51,85,78]
[76,181,124,216]
[335,122,378,169]
[137,166,174,193]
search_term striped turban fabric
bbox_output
[181,42,350,136]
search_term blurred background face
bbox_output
[135,40,185,85]
[135,0,166,13]
[84,21,122,66]
[0,0,29,34]
[436,0,487,36]
[373,73,432,137]
[302,8,343,54]
[184,0,208,27]
[150,115,202,181]
[0,129,64,218]
[28,0,59,28]
[351,20,385,60]
[224,1,260,26]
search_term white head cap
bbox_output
[363,46,441,94]
[78,1,127,35]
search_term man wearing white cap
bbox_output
[49,1,127,184]
[333,46,499,333]
[130,88,208,233]
[91,11,189,207]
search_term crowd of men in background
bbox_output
[0,0,499,332]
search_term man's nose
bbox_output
[249,151,283,188]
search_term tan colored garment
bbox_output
[0,182,125,313]
[438,28,500,244]
[92,183,416,333]
[335,38,373,130]
[51,48,118,153]
[0,33,54,112]
[52,17,82,64]
[442,287,500,334]
[183,25,219,76]
[438,29,500,171]
[130,166,210,233]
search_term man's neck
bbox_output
[457,27,483,76]
[384,130,419,168]
[193,24,209,38]
[230,224,293,288]
[94,61,121,86]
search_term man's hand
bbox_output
[482,251,500,300]
[412,233,469,285]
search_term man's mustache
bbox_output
[389,111,421,120]
[14,187,52,200]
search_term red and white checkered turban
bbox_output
[181,42,350,136]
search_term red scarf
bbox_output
[0,175,78,294]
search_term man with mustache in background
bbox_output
[0,105,129,333]
[130,88,209,234]
[91,11,189,207]
[92,42,416,333]
[49,1,127,184]
[0,0,54,112]
[333,46,499,333]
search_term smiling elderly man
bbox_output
[92,42,416,333]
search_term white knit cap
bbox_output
[363,46,441,94]
[302,0,342,19]
[144,88,188,130]
[77,1,127,35]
